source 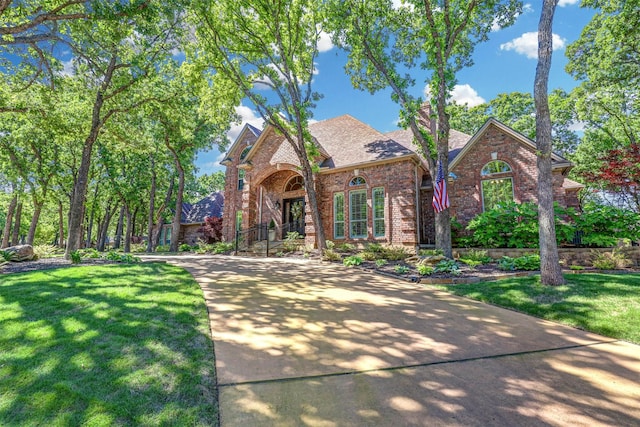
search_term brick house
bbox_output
[159,191,224,246]
[221,114,581,249]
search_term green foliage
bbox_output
[375,259,388,268]
[459,249,492,264]
[467,202,575,248]
[434,259,460,274]
[419,249,444,256]
[70,250,82,264]
[498,254,540,271]
[325,240,335,250]
[283,231,303,252]
[366,243,384,253]
[322,249,342,262]
[380,246,410,261]
[179,243,193,252]
[358,251,377,261]
[417,264,434,276]
[335,242,356,253]
[591,250,631,270]
[32,244,60,259]
[575,204,640,247]
[0,250,11,262]
[80,248,101,259]
[343,255,363,267]
[394,265,410,274]
[156,245,170,253]
[104,251,141,264]
[459,259,482,268]
[569,265,585,271]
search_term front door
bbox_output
[283,197,305,237]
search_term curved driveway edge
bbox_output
[144,255,640,426]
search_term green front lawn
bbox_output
[431,273,640,345]
[0,263,217,427]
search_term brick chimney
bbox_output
[417,102,437,137]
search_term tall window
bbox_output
[240,146,251,160]
[238,169,245,190]
[372,187,385,237]
[350,190,367,238]
[334,192,345,239]
[480,160,514,211]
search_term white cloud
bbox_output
[558,0,579,6]
[226,105,265,143]
[491,3,533,32]
[450,84,486,107]
[423,83,486,107]
[500,31,567,59]
[568,121,586,132]
[60,58,75,76]
[317,31,334,52]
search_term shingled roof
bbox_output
[181,191,224,224]
[383,128,472,163]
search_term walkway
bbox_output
[148,255,640,426]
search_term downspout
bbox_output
[415,163,421,252]
[259,185,263,240]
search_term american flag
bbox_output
[432,158,450,213]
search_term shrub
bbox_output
[576,204,640,247]
[459,249,492,264]
[81,248,101,259]
[70,250,82,264]
[381,246,410,261]
[497,256,516,271]
[212,242,234,254]
[335,242,356,253]
[434,259,460,274]
[459,259,482,268]
[466,202,575,248]
[155,244,170,252]
[375,259,388,268]
[326,240,335,250]
[358,251,377,261]
[591,250,631,270]
[343,255,363,267]
[419,248,443,256]
[130,243,147,253]
[284,231,303,251]
[569,265,585,270]
[179,243,193,252]
[32,244,59,259]
[417,264,434,276]
[322,249,342,262]
[199,216,223,244]
[394,265,410,274]
[366,243,384,253]
[1,250,12,262]
[498,254,540,271]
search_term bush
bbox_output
[155,244,170,252]
[1,250,12,262]
[179,243,193,252]
[335,242,356,253]
[466,202,575,248]
[498,254,540,271]
[576,204,640,247]
[459,249,492,264]
[434,259,460,274]
[381,246,410,261]
[284,231,303,252]
[326,240,335,250]
[358,251,377,261]
[212,242,234,254]
[80,248,101,259]
[199,216,223,244]
[417,264,434,276]
[32,244,60,259]
[130,243,147,253]
[394,265,410,274]
[375,259,388,268]
[591,250,631,270]
[70,250,82,264]
[419,248,443,256]
[343,255,363,267]
[322,249,342,262]
[366,243,384,253]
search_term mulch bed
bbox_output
[1,258,119,275]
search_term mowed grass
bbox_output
[0,263,217,427]
[432,273,640,344]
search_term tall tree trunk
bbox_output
[152,178,174,250]
[170,160,184,252]
[535,0,564,286]
[65,56,118,259]
[114,205,124,249]
[58,201,65,248]
[146,159,157,252]
[124,205,133,253]
[97,204,116,252]
[11,200,22,245]
[2,195,17,248]
[27,199,44,245]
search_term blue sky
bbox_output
[197,0,595,175]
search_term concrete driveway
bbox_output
[148,255,640,426]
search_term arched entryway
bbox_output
[254,169,306,240]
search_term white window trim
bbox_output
[349,189,368,239]
[334,192,345,239]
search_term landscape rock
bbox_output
[405,255,446,266]
[3,244,35,262]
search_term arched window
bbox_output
[239,146,251,161]
[285,175,304,192]
[481,160,512,176]
[480,160,513,211]
[349,176,366,186]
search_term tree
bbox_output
[535,0,564,286]
[189,0,330,250]
[327,0,521,257]
[449,90,580,155]
[186,171,225,203]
